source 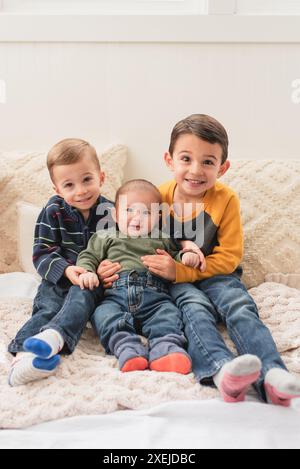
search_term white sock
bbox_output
[265,368,300,406]
[213,355,262,403]
[8,352,61,387]
[24,329,64,359]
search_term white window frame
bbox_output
[208,0,236,15]
[0,0,300,43]
[236,0,300,16]
[1,0,300,15]
[0,0,208,15]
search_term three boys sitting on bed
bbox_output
[8,115,300,407]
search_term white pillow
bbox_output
[0,167,12,187]
[0,272,40,299]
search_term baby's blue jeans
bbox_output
[91,270,189,367]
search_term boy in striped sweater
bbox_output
[8,138,113,386]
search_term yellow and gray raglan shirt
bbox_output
[159,180,244,284]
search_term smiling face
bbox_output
[165,133,230,201]
[53,155,105,217]
[115,190,161,238]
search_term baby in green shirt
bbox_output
[77,180,204,289]
[78,179,203,373]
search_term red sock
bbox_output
[121,357,148,372]
[150,353,191,375]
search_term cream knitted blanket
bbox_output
[1,282,300,429]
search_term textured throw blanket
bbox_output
[1,282,300,429]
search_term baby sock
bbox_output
[121,357,149,372]
[24,329,64,359]
[213,355,262,403]
[150,353,192,375]
[264,368,300,407]
[8,352,61,387]
[109,332,149,373]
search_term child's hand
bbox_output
[180,241,206,273]
[97,260,121,289]
[78,272,100,290]
[182,251,202,269]
[64,266,88,285]
[141,249,176,282]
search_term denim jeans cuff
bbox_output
[196,358,233,384]
[7,340,23,356]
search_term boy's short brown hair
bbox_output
[47,138,100,182]
[169,114,229,164]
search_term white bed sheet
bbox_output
[0,272,40,299]
[1,399,300,449]
[1,273,300,449]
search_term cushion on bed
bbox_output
[222,160,300,289]
[265,273,300,290]
[0,145,128,274]
[0,167,13,187]
[0,281,300,429]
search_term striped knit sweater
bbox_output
[33,195,113,285]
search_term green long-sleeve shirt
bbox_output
[77,229,182,274]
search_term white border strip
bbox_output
[0,14,300,43]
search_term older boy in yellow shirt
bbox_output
[102,114,300,407]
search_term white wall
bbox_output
[1,41,300,185]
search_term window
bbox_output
[1,0,299,42]
[0,0,208,15]
[1,0,300,15]
[236,0,300,15]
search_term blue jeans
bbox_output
[169,274,287,402]
[8,279,104,355]
[91,270,188,365]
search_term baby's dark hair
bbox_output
[115,179,162,207]
[169,114,229,164]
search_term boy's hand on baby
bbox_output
[97,260,121,289]
[79,272,100,290]
[141,249,176,282]
[64,266,88,285]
